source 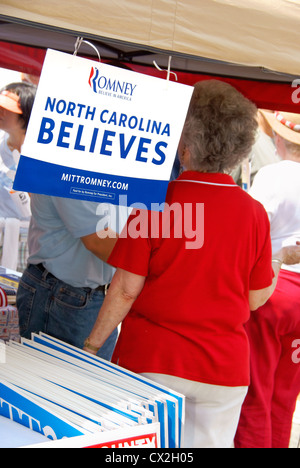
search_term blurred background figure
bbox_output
[231,113,281,190]
[0,81,36,218]
[235,110,300,448]
[0,81,37,271]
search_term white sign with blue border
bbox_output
[14,49,193,210]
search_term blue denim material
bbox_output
[17,263,118,361]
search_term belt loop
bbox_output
[41,265,49,281]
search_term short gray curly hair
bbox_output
[181,80,258,173]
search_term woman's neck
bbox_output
[7,131,25,153]
[281,153,300,163]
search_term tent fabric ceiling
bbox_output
[0,1,299,112]
[1,0,300,76]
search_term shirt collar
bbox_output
[176,170,237,187]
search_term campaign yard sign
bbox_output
[14,49,193,210]
[25,423,161,448]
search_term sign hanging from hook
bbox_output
[73,36,101,62]
[153,56,178,81]
[14,49,193,211]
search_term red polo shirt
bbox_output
[109,171,273,386]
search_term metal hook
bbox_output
[153,56,178,81]
[73,36,101,62]
[73,37,83,56]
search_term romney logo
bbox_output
[88,66,137,99]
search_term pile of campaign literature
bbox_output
[0,333,185,448]
[0,306,20,342]
[0,266,21,305]
[0,267,21,343]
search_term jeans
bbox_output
[17,263,118,361]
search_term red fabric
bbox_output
[132,64,300,113]
[0,41,299,112]
[109,171,273,386]
[0,41,46,76]
[235,269,300,448]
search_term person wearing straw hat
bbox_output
[235,110,300,448]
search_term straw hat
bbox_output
[0,90,22,114]
[259,109,300,146]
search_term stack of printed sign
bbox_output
[0,333,184,448]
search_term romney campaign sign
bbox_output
[14,49,193,210]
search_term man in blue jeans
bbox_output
[17,194,130,360]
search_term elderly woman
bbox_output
[84,80,300,448]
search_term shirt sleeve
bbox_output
[249,201,274,290]
[249,166,279,223]
[51,197,115,239]
[108,208,151,277]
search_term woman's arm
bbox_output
[84,267,146,354]
[249,243,300,311]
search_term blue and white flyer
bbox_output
[14,49,193,210]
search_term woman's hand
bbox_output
[249,242,300,311]
[274,241,300,265]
